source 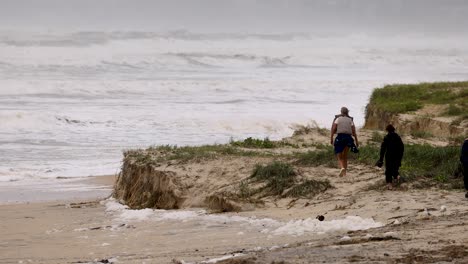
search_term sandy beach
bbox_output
[1,163,467,264]
[2,2,468,263]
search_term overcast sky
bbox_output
[1,0,467,34]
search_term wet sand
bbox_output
[0,175,115,204]
[1,171,467,264]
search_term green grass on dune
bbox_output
[350,144,462,188]
[242,161,332,199]
[368,81,468,114]
[294,143,463,188]
[127,136,306,165]
[399,144,461,185]
[230,137,302,149]
[125,144,276,165]
[294,147,336,167]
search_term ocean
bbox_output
[1,30,468,185]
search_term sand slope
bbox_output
[1,161,467,263]
[1,127,467,263]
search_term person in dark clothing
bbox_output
[460,138,468,198]
[376,124,404,190]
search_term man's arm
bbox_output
[330,123,337,145]
[379,136,387,162]
[461,140,468,164]
[352,125,359,147]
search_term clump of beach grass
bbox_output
[239,161,333,199]
[284,179,332,199]
[448,135,468,146]
[159,145,239,162]
[230,137,301,149]
[352,145,380,165]
[291,121,329,136]
[230,137,276,148]
[238,180,255,199]
[410,130,434,139]
[294,147,337,167]
[444,104,464,116]
[250,161,296,196]
[368,81,468,114]
[370,131,384,144]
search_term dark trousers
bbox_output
[385,165,400,184]
[464,164,468,191]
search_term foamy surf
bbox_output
[103,198,383,236]
[1,30,468,186]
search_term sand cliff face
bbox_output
[113,150,265,211]
[113,160,186,209]
[364,103,467,138]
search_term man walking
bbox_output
[376,125,404,190]
[461,138,468,198]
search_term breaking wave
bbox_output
[0,30,307,47]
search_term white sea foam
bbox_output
[103,199,383,236]
[271,216,383,236]
[200,253,245,264]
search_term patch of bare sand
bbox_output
[86,175,116,186]
[2,161,467,263]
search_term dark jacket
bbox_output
[461,139,468,166]
[379,132,404,167]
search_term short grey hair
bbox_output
[340,107,349,115]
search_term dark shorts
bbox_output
[334,133,355,154]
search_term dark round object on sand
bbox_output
[465,192,468,199]
[316,215,325,221]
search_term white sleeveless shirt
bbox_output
[334,116,354,134]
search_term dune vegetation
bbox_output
[368,81,468,115]
[365,81,468,139]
